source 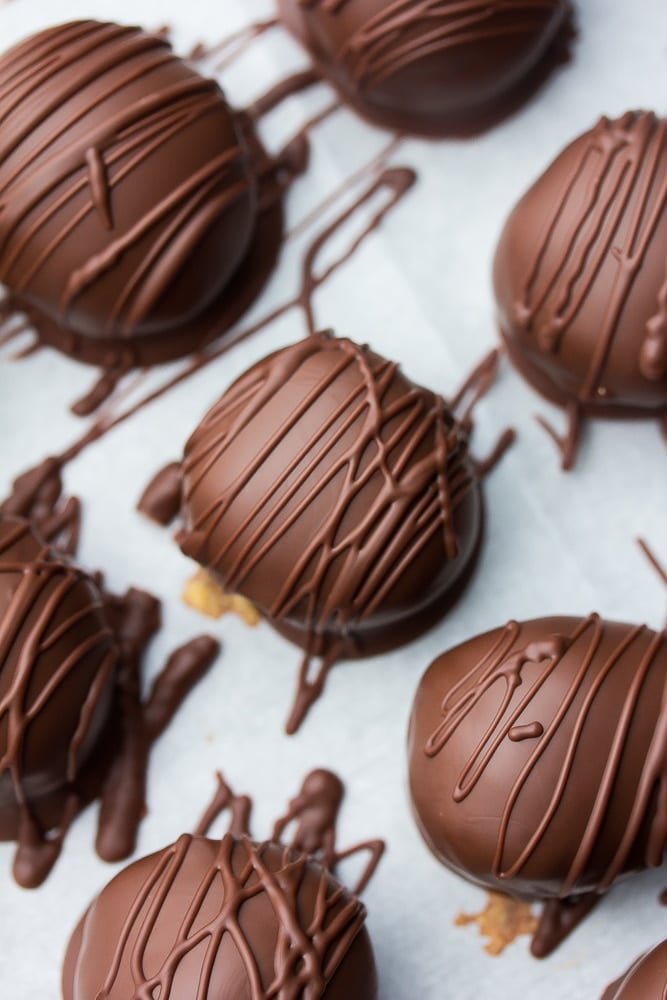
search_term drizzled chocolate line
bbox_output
[515,111,667,397]
[95,592,220,864]
[271,769,384,894]
[425,615,667,892]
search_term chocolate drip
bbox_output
[272,768,384,894]
[96,592,219,862]
[531,893,599,958]
[137,461,183,525]
[195,772,253,839]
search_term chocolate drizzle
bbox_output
[409,614,667,956]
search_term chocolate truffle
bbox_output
[179,334,482,693]
[278,0,572,136]
[0,20,286,367]
[62,833,378,999]
[407,614,667,956]
[494,111,667,446]
[601,939,667,999]
[0,514,117,884]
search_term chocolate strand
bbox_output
[188,17,278,72]
[194,772,252,838]
[96,591,220,861]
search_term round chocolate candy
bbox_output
[494,111,667,419]
[62,833,378,999]
[179,333,482,663]
[602,940,667,999]
[0,514,117,884]
[408,615,667,955]
[278,0,572,136]
[0,21,285,366]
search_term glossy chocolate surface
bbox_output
[179,333,482,660]
[602,939,667,999]
[0,21,283,366]
[278,0,572,136]
[494,111,667,417]
[408,616,667,923]
[62,833,377,999]
[0,515,116,848]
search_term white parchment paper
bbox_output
[0,1,666,997]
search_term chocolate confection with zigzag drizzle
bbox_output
[601,939,667,999]
[277,0,574,136]
[178,333,484,732]
[494,110,667,466]
[0,20,295,367]
[408,615,667,957]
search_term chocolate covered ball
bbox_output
[602,940,667,999]
[278,0,572,136]
[408,615,667,953]
[179,333,482,661]
[0,21,284,366]
[494,111,667,417]
[0,515,117,880]
[62,833,378,999]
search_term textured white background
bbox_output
[1,1,666,997]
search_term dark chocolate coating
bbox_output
[179,334,482,659]
[408,616,667,901]
[494,111,667,416]
[0,21,282,366]
[601,940,667,999]
[62,834,378,999]
[0,515,116,842]
[278,0,571,137]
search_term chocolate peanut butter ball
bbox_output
[278,0,572,136]
[62,834,378,999]
[0,21,285,366]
